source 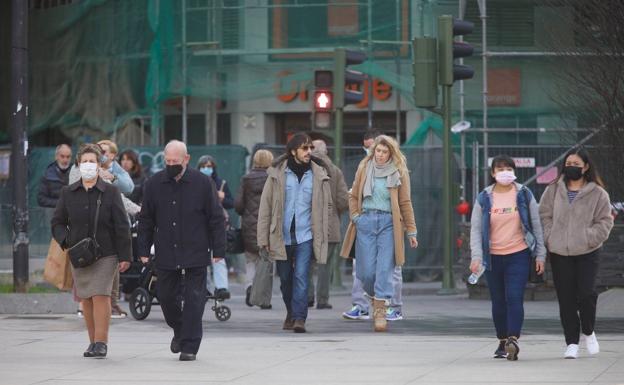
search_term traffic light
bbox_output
[412,37,438,108]
[313,70,333,128]
[333,48,367,109]
[314,91,332,111]
[438,15,474,86]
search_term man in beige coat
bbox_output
[257,133,332,333]
[307,139,349,309]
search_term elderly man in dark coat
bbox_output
[138,140,226,361]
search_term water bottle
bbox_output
[468,264,485,285]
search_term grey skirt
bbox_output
[71,255,117,299]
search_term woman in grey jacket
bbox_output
[539,148,614,359]
[470,155,546,361]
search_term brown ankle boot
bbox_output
[293,319,306,333]
[283,313,294,330]
[373,299,388,332]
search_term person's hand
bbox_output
[99,169,114,181]
[536,260,545,275]
[408,236,418,248]
[470,259,482,274]
[217,191,225,202]
[259,246,270,260]
[119,261,130,273]
[140,256,150,264]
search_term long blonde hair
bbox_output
[365,135,408,175]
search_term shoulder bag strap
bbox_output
[92,192,102,248]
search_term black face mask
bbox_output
[563,166,584,181]
[166,164,183,179]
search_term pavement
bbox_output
[1,280,623,385]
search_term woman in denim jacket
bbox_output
[470,155,546,360]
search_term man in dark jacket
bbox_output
[38,144,72,208]
[138,140,226,361]
[307,139,349,309]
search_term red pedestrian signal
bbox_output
[315,91,332,111]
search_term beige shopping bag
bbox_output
[43,239,73,290]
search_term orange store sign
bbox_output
[274,70,392,108]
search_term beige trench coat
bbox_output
[340,159,417,266]
[256,157,332,264]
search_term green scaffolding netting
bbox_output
[26,0,435,139]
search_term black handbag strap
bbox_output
[92,192,102,247]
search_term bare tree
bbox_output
[544,0,624,201]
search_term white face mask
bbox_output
[79,162,98,181]
[495,170,516,186]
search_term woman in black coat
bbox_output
[51,143,132,358]
[234,149,274,308]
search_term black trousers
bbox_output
[550,250,599,345]
[156,266,207,354]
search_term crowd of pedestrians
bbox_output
[41,133,615,362]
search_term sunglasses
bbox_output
[299,145,315,151]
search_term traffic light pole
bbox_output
[334,108,343,168]
[331,107,344,288]
[439,84,457,295]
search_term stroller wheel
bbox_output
[215,305,231,322]
[129,287,152,320]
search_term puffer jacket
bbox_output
[234,167,269,254]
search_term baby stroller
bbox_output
[126,246,232,322]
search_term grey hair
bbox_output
[55,144,71,155]
[312,139,327,155]
[164,140,188,156]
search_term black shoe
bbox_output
[505,337,519,361]
[92,342,107,358]
[259,304,272,310]
[170,337,181,354]
[179,352,196,361]
[494,340,507,358]
[308,299,314,308]
[83,343,95,358]
[214,288,231,300]
[245,286,253,307]
[316,303,332,310]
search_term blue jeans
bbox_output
[355,211,395,300]
[485,248,531,339]
[276,240,313,321]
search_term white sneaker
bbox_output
[564,344,579,359]
[583,332,600,355]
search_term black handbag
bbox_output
[226,227,244,254]
[68,193,103,268]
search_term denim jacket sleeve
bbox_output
[470,197,484,262]
[528,195,546,262]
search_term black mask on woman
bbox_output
[166,164,183,179]
[563,166,584,181]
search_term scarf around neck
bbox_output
[287,156,311,182]
[363,159,401,198]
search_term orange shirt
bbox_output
[489,186,527,255]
